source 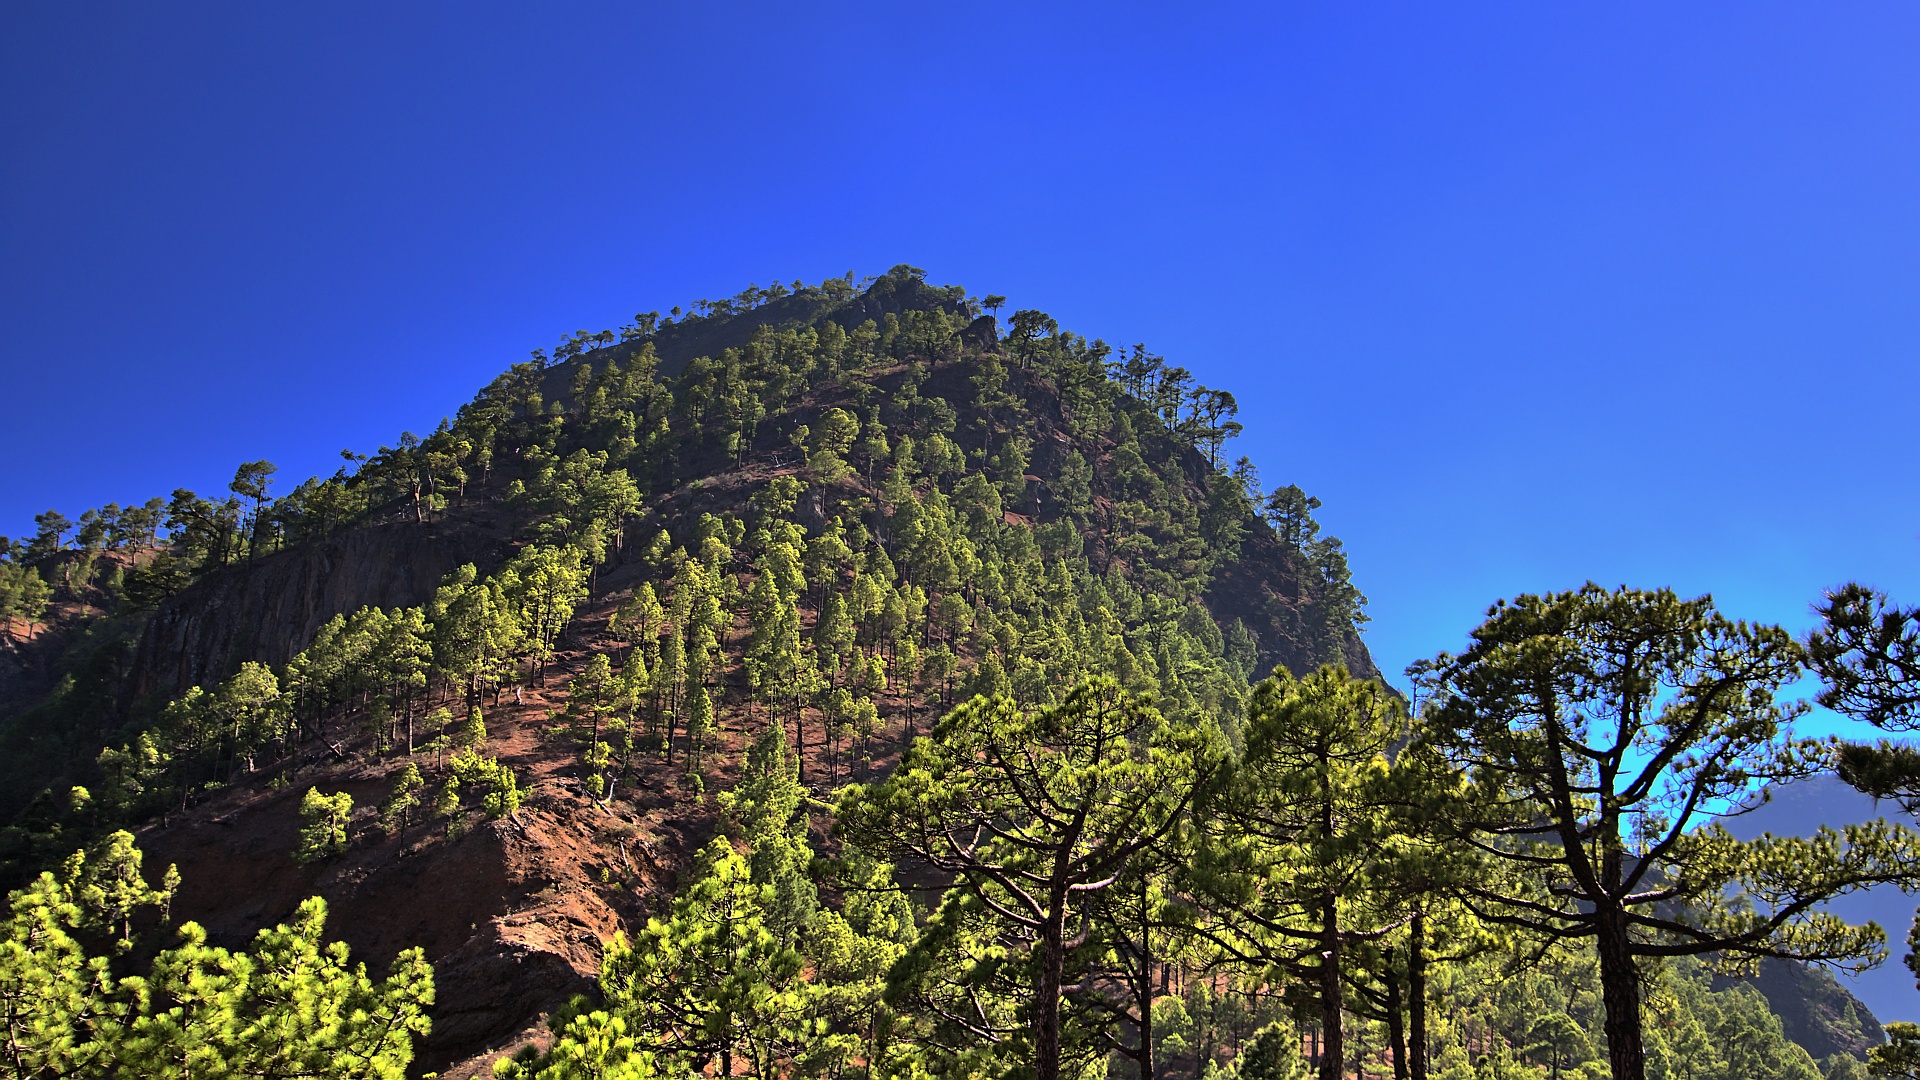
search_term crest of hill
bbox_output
[637,266,975,379]
[112,266,1378,707]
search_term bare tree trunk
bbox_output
[1137,883,1158,1080]
[1036,891,1067,1080]
[793,695,806,783]
[1409,911,1429,1080]
[1318,896,1343,1080]
[1386,952,1409,1080]
[1597,908,1646,1080]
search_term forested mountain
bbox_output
[0,267,1906,1080]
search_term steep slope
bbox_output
[132,517,512,700]
[0,267,1385,1072]
[109,267,1374,711]
[1714,959,1886,1062]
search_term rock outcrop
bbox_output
[131,519,508,700]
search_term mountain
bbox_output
[1718,773,1918,1034]
[0,266,1378,1072]
[0,267,1867,1080]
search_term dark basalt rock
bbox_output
[131,519,508,700]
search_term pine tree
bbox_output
[381,764,424,834]
[718,724,819,944]
[610,583,666,667]
[1,837,433,1078]
[1237,1020,1311,1080]
[568,653,618,795]
[493,1010,660,1080]
[598,840,807,1079]
[837,679,1224,1080]
[1199,665,1429,1080]
[657,626,686,762]
[295,788,353,864]
[1414,585,1920,1080]
[0,866,119,1078]
[483,768,522,819]
[116,896,434,1079]
[61,830,177,952]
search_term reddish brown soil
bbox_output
[136,566,937,1079]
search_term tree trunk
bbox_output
[1596,908,1646,1080]
[1140,973,1156,1080]
[1135,882,1157,1080]
[1318,896,1343,1080]
[1036,891,1068,1080]
[793,700,804,783]
[1386,952,1409,1080]
[1408,912,1428,1080]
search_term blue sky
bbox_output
[6,1,1920,699]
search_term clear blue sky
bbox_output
[6,2,1920,698]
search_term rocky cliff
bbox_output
[131,518,509,701]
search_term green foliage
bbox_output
[494,1010,660,1080]
[1831,1055,1873,1080]
[380,764,424,834]
[0,836,432,1078]
[806,408,859,481]
[12,270,1363,861]
[0,860,122,1077]
[595,839,815,1079]
[485,767,523,819]
[717,724,818,943]
[839,678,1225,1080]
[113,898,434,1079]
[1871,1023,1920,1078]
[1811,584,1920,732]
[1415,584,1920,1080]
[29,271,1877,1080]
[295,788,352,864]
[1232,1020,1311,1080]
[61,829,178,952]
[1198,665,1456,1075]
[460,706,490,750]
[448,747,521,821]
[0,561,52,637]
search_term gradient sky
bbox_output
[6,2,1920,700]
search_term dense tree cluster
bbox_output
[0,830,432,1079]
[509,609,1895,1080]
[9,266,1346,858]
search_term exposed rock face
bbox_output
[1206,521,1382,684]
[131,520,507,700]
[62,271,1398,1077]
[136,737,712,1079]
[1719,958,1887,1062]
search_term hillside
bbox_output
[0,267,1888,1080]
[0,267,1379,1073]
